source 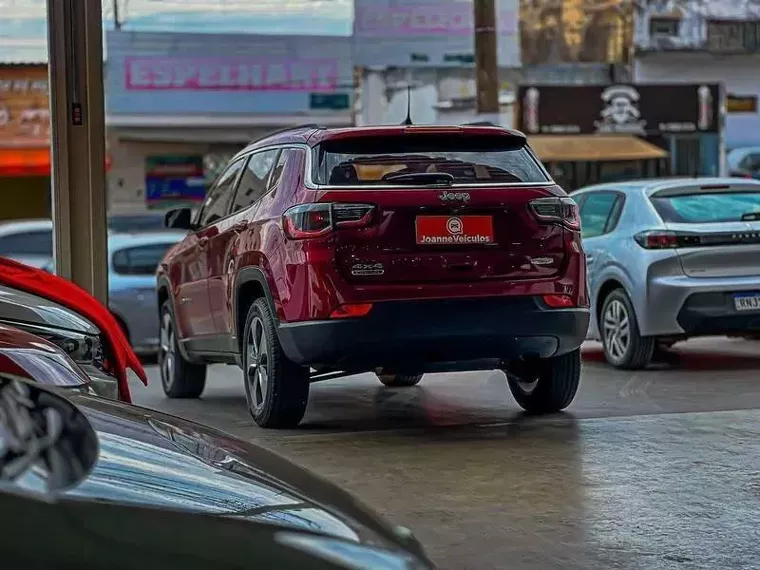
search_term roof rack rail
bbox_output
[462,121,499,127]
[259,124,326,139]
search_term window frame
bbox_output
[578,190,626,239]
[111,242,178,276]
[228,148,282,216]
[0,229,53,256]
[649,17,680,38]
[194,157,247,229]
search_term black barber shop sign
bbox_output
[517,83,722,136]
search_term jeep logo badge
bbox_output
[439,191,470,202]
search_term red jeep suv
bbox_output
[157,125,589,428]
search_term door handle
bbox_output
[233,221,248,233]
[198,237,209,248]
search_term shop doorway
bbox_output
[673,137,702,177]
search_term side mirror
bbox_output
[165,208,194,230]
[0,376,98,492]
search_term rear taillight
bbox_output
[634,230,760,249]
[529,197,580,231]
[542,294,575,308]
[283,203,375,239]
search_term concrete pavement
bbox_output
[130,338,760,569]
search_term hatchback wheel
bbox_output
[377,373,423,387]
[159,302,206,398]
[600,289,655,370]
[506,349,581,414]
[243,298,310,429]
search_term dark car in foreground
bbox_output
[159,124,590,428]
[0,365,434,568]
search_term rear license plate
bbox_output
[415,215,494,245]
[734,293,760,312]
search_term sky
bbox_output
[0,0,353,62]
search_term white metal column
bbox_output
[46,0,108,303]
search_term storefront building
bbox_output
[105,30,354,213]
[633,1,760,152]
[516,83,723,190]
[0,63,51,221]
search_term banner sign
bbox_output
[0,66,50,148]
[355,1,515,37]
[145,155,206,207]
[517,84,721,136]
[353,0,520,68]
[125,57,339,92]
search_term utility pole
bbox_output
[113,0,122,30]
[473,0,500,124]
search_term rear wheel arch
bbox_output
[234,267,279,354]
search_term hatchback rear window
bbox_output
[650,191,760,223]
[312,134,549,186]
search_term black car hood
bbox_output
[58,394,423,558]
[0,284,99,335]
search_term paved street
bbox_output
[131,338,760,570]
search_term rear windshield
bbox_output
[650,191,760,223]
[312,134,549,186]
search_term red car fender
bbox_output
[0,257,147,402]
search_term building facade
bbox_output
[0,63,51,221]
[105,30,354,212]
[633,0,760,153]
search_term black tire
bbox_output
[242,298,310,429]
[377,373,423,387]
[506,349,581,414]
[159,301,206,398]
[599,288,655,370]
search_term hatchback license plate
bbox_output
[415,215,494,245]
[734,293,760,312]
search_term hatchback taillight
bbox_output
[634,230,760,249]
[283,203,375,239]
[529,197,580,231]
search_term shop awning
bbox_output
[0,148,50,177]
[528,135,669,163]
[0,148,112,177]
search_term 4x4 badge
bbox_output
[439,191,470,202]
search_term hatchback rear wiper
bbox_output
[381,172,454,186]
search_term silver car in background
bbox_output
[575,178,760,369]
[44,231,187,355]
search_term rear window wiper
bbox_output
[381,172,454,186]
[741,212,760,221]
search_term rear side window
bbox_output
[313,134,548,186]
[112,243,175,276]
[651,191,760,223]
[0,230,52,256]
[579,192,621,238]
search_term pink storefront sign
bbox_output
[355,2,517,37]
[124,57,339,92]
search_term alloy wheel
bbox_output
[246,316,269,412]
[603,299,630,361]
[159,312,175,388]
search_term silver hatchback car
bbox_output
[575,178,760,369]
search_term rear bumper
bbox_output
[277,296,589,372]
[677,291,760,336]
[642,275,760,336]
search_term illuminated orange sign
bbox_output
[0,66,50,148]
